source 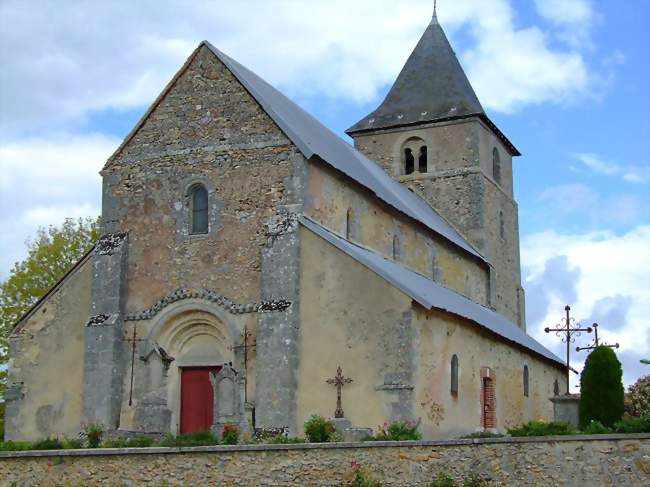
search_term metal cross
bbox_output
[326,366,353,419]
[545,305,593,395]
[576,323,620,353]
[230,326,256,403]
[124,323,144,406]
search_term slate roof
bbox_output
[301,215,565,368]
[346,14,520,156]
[203,42,486,263]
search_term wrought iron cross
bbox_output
[576,323,620,353]
[230,326,256,403]
[326,366,353,419]
[124,323,144,406]
[545,305,592,395]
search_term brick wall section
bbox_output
[0,435,648,486]
[480,367,497,429]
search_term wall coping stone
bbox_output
[1,433,648,459]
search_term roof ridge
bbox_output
[203,42,487,264]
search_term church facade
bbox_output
[6,13,566,441]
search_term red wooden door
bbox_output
[180,367,221,434]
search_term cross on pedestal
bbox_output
[545,305,593,395]
[576,323,620,353]
[124,323,144,406]
[229,326,256,403]
[326,366,353,419]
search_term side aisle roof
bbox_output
[301,216,565,368]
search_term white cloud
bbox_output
[0,0,601,136]
[574,153,650,183]
[535,0,594,25]
[0,133,115,278]
[522,225,650,387]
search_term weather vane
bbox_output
[544,305,593,395]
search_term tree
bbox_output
[626,374,650,418]
[579,346,625,428]
[0,217,100,400]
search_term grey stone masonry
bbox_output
[82,232,129,431]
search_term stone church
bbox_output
[6,11,567,441]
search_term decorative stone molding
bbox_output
[95,232,128,256]
[124,287,292,321]
[85,314,119,327]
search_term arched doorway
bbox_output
[147,305,236,434]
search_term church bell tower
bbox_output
[347,8,526,329]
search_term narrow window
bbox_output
[392,235,400,261]
[451,355,459,396]
[190,184,209,235]
[523,365,529,397]
[553,379,559,396]
[499,210,505,240]
[405,149,415,175]
[418,146,428,173]
[346,208,353,239]
[492,147,501,185]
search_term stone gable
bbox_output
[101,45,302,311]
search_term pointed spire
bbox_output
[347,10,484,135]
[431,0,438,24]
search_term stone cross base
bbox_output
[331,418,373,442]
[550,394,580,427]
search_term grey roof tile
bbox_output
[346,16,520,156]
[203,41,486,263]
[301,215,565,368]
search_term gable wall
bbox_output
[102,45,302,313]
[5,257,93,441]
[304,160,489,306]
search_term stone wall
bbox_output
[5,254,93,441]
[1,435,648,486]
[351,118,524,328]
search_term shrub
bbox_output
[85,423,104,448]
[0,440,33,451]
[32,437,63,450]
[158,431,220,447]
[103,436,154,448]
[507,420,576,437]
[304,415,335,443]
[366,420,422,442]
[613,415,650,434]
[626,374,650,417]
[266,436,306,445]
[61,437,84,449]
[347,462,381,487]
[221,424,239,445]
[579,346,624,428]
[581,420,612,435]
[431,474,456,487]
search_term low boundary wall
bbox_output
[1,434,649,486]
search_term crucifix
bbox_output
[326,366,353,419]
[124,323,144,406]
[576,323,620,353]
[545,305,593,395]
[230,326,256,403]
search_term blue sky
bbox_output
[1,0,648,387]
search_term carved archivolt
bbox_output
[124,287,291,322]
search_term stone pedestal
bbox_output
[331,418,373,442]
[210,365,250,437]
[550,394,580,427]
